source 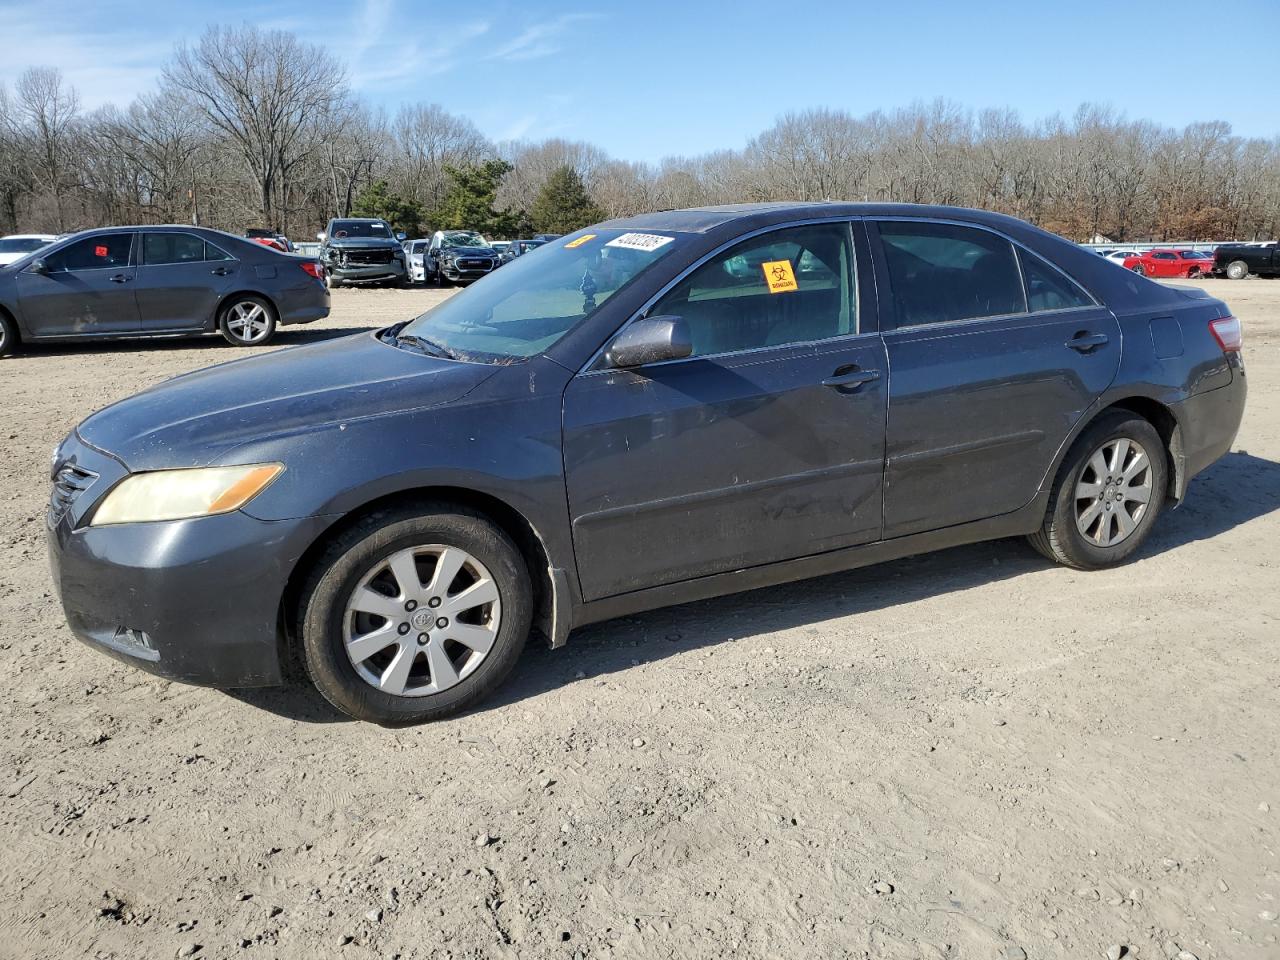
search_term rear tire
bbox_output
[0,311,18,358]
[1028,412,1167,570]
[1225,260,1249,280]
[218,295,277,346]
[298,505,532,725]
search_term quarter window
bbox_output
[143,233,210,265]
[651,223,855,358]
[42,233,133,272]
[876,221,1026,327]
[1018,249,1094,312]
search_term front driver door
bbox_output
[563,221,887,601]
[14,232,140,338]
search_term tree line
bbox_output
[2,24,1278,243]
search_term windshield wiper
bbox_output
[394,332,456,360]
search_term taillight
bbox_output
[1209,315,1242,352]
[301,261,324,280]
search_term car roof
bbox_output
[1,233,58,240]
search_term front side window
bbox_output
[651,223,854,358]
[399,229,683,362]
[1018,249,1094,312]
[143,233,208,265]
[42,233,133,272]
[877,220,1025,327]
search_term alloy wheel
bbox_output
[1074,437,1154,547]
[341,545,501,697]
[226,301,272,343]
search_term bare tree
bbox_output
[164,25,348,229]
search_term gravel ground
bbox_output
[1,279,1277,960]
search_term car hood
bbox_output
[325,237,401,250]
[75,332,498,470]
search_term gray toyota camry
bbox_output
[47,203,1246,724]
[0,225,329,353]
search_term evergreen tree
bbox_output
[433,159,525,237]
[529,165,603,235]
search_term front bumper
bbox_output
[47,436,334,688]
[440,258,496,281]
[328,260,406,284]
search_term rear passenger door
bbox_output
[562,221,887,600]
[870,219,1121,538]
[135,232,239,332]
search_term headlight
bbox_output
[91,464,283,526]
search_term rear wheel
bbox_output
[218,295,277,346]
[0,311,18,358]
[1225,260,1249,280]
[1028,412,1167,570]
[1187,266,1202,278]
[298,505,532,725]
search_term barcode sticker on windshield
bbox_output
[605,232,674,252]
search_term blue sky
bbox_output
[1,0,1277,162]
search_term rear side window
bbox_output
[144,233,208,265]
[652,222,855,358]
[42,233,133,272]
[1018,249,1094,312]
[876,221,1025,327]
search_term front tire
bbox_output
[298,505,532,725]
[1130,264,1146,276]
[1028,412,1167,570]
[1225,260,1249,280]
[218,295,277,346]
[0,311,18,358]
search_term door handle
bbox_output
[822,367,881,392]
[1065,331,1109,353]
[109,274,132,283]
[211,267,232,276]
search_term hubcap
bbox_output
[342,545,501,697]
[1074,437,1154,548]
[227,301,270,342]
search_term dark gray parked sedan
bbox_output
[47,203,1246,724]
[0,225,330,355]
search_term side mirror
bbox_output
[28,258,49,275]
[316,232,325,242]
[395,231,407,242]
[605,316,692,369]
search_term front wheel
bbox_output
[1225,260,1249,280]
[1028,412,1167,570]
[219,295,277,346]
[0,311,18,358]
[1130,264,1146,276]
[298,506,532,724]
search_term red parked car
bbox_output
[1121,249,1214,278]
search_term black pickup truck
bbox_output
[317,218,407,288]
[1213,242,1280,279]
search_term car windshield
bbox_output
[0,237,50,253]
[442,232,487,248]
[331,221,390,239]
[398,229,684,362]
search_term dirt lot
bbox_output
[1,279,1277,960]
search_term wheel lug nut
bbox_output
[398,623,410,635]
[436,617,449,629]
[405,600,417,611]
[417,633,429,645]
[428,597,442,608]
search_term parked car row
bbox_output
[1094,241,1280,280]
[396,231,552,286]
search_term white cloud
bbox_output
[484,13,601,62]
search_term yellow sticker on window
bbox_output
[565,234,596,249]
[761,259,798,294]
